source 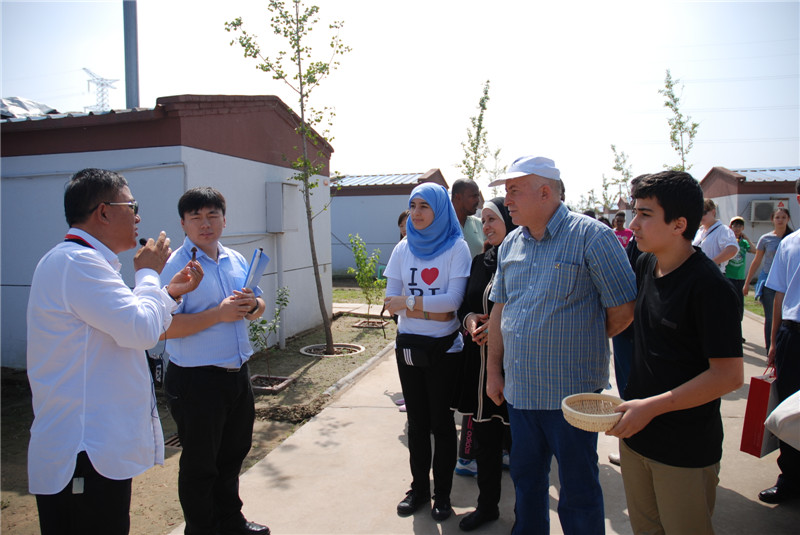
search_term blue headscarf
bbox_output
[405,183,463,260]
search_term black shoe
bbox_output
[397,489,430,516]
[459,508,499,531]
[221,521,270,535]
[758,485,800,504]
[431,497,452,521]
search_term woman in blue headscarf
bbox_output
[383,182,472,522]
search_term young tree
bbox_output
[658,69,699,171]
[226,1,350,354]
[601,144,633,209]
[487,148,506,198]
[347,234,386,319]
[458,80,491,183]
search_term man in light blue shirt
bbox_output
[451,179,486,258]
[161,187,270,535]
[759,177,800,505]
[486,156,636,534]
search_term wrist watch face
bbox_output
[406,295,415,310]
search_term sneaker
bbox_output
[455,458,478,477]
[397,489,429,516]
[431,497,452,521]
[608,452,621,466]
[399,404,407,413]
[502,451,510,470]
[395,398,405,406]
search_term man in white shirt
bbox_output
[692,198,738,271]
[26,168,202,535]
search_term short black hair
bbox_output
[795,177,800,195]
[178,187,226,219]
[631,170,703,240]
[64,168,128,227]
[451,179,479,197]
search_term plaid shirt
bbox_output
[490,203,637,410]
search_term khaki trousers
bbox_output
[620,439,719,535]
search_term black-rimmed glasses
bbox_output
[92,201,139,215]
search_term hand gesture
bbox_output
[134,231,172,274]
[233,288,259,316]
[166,260,203,298]
[217,292,254,322]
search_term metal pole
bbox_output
[123,0,140,109]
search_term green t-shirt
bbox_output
[725,238,751,279]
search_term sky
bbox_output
[2,0,798,206]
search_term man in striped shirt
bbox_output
[486,156,636,534]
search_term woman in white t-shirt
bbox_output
[383,182,471,522]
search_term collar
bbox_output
[181,236,226,262]
[521,203,568,242]
[65,228,122,272]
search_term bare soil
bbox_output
[1,313,395,534]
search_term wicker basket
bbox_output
[561,393,623,432]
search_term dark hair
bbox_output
[64,168,128,226]
[397,209,410,226]
[631,170,703,240]
[582,209,596,219]
[615,211,626,219]
[451,179,479,197]
[178,187,226,218]
[598,216,612,227]
[772,207,794,239]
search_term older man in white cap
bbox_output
[485,156,636,534]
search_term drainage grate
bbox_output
[164,433,182,449]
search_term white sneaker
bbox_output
[455,458,478,477]
[502,452,510,470]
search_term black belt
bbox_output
[196,365,244,373]
[782,320,800,332]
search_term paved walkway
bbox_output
[169,309,800,534]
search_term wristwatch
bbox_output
[406,295,416,311]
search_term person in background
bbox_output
[453,197,517,532]
[384,183,472,522]
[27,168,202,535]
[759,178,800,505]
[692,198,738,270]
[598,215,612,228]
[451,179,486,258]
[614,211,633,248]
[398,209,410,240]
[485,155,636,534]
[725,216,752,324]
[743,207,794,353]
[608,170,743,535]
[161,187,270,535]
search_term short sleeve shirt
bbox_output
[766,230,800,322]
[489,204,637,410]
[625,250,743,467]
[462,215,486,259]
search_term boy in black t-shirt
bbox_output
[607,171,744,535]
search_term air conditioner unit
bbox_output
[750,200,783,222]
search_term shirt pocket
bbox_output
[546,262,583,301]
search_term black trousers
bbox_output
[35,451,132,535]
[166,363,255,535]
[396,350,460,500]
[774,323,800,491]
[473,417,508,513]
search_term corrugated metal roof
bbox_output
[335,173,426,187]
[731,167,799,182]
[1,107,149,123]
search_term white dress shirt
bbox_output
[27,228,177,494]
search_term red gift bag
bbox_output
[741,368,780,457]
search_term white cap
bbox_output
[488,156,560,187]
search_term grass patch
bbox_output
[745,295,764,317]
[333,287,367,303]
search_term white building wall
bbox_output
[1,146,331,368]
[330,194,409,276]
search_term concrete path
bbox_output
[169,310,800,534]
